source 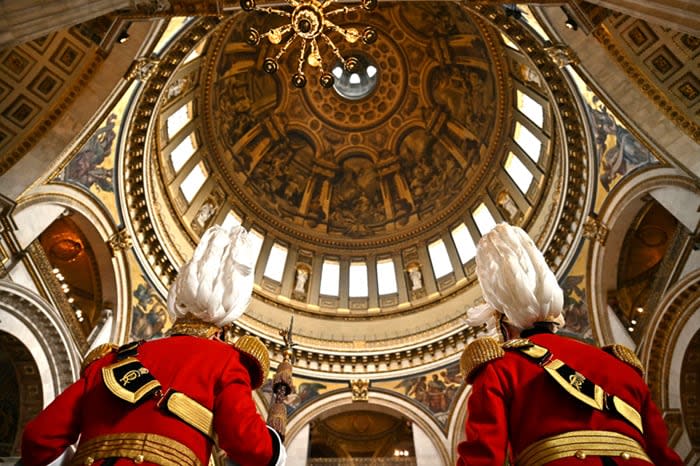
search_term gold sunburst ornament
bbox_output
[240,0,378,88]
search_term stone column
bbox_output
[0,0,130,48]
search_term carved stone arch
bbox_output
[286,390,451,465]
[14,183,132,345]
[0,280,79,400]
[640,269,700,461]
[587,166,700,345]
[447,383,470,464]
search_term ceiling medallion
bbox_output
[240,0,379,88]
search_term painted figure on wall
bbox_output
[62,114,116,192]
[130,281,167,340]
[588,96,656,191]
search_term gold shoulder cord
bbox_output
[602,344,644,376]
[233,335,270,389]
[81,343,118,376]
[460,337,505,383]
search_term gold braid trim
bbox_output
[167,313,220,339]
[71,432,201,466]
[233,335,270,389]
[460,337,504,383]
[602,344,644,376]
[81,343,117,376]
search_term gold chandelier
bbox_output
[240,0,378,88]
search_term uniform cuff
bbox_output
[266,426,287,466]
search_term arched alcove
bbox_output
[285,391,450,466]
[587,166,700,345]
[13,184,132,347]
[0,331,42,456]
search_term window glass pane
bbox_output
[247,229,264,267]
[263,243,288,282]
[167,103,190,139]
[221,211,242,230]
[473,203,497,235]
[320,260,340,296]
[517,90,544,127]
[428,239,453,279]
[451,223,476,263]
[504,152,534,193]
[349,262,368,297]
[376,258,398,295]
[180,162,207,202]
[514,122,541,162]
[170,134,196,172]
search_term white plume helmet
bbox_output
[474,223,564,330]
[167,225,255,327]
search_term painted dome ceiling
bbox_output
[122,1,592,377]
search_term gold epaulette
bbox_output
[81,343,117,376]
[602,344,644,376]
[233,335,270,389]
[460,337,504,383]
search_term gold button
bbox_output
[620,452,631,460]
[84,457,94,466]
[574,450,587,460]
[134,454,145,464]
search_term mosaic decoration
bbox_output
[376,361,462,429]
[130,278,168,341]
[61,113,116,193]
[586,95,658,192]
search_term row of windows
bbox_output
[164,88,546,208]
[220,201,502,298]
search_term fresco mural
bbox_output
[260,376,345,416]
[376,361,463,429]
[129,276,169,341]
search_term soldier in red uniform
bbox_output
[21,225,286,466]
[457,223,682,466]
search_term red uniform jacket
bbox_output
[21,335,278,466]
[457,332,683,466]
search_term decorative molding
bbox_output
[544,43,580,68]
[582,214,609,245]
[108,227,133,255]
[351,379,370,402]
[25,240,88,353]
[126,56,160,82]
[0,281,79,394]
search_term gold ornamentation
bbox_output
[102,357,161,404]
[602,344,644,375]
[81,343,117,376]
[501,338,533,350]
[583,215,609,245]
[167,313,220,339]
[233,335,270,389]
[126,57,160,82]
[70,432,201,466]
[569,372,585,391]
[108,228,132,255]
[165,391,214,439]
[460,337,504,383]
[240,0,378,88]
[517,430,650,466]
[543,43,579,68]
[120,367,149,385]
[351,379,370,401]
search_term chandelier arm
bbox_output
[259,6,292,17]
[325,5,364,17]
[275,34,297,61]
[297,38,308,74]
[319,33,347,66]
[324,20,359,43]
[262,24,293,43]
